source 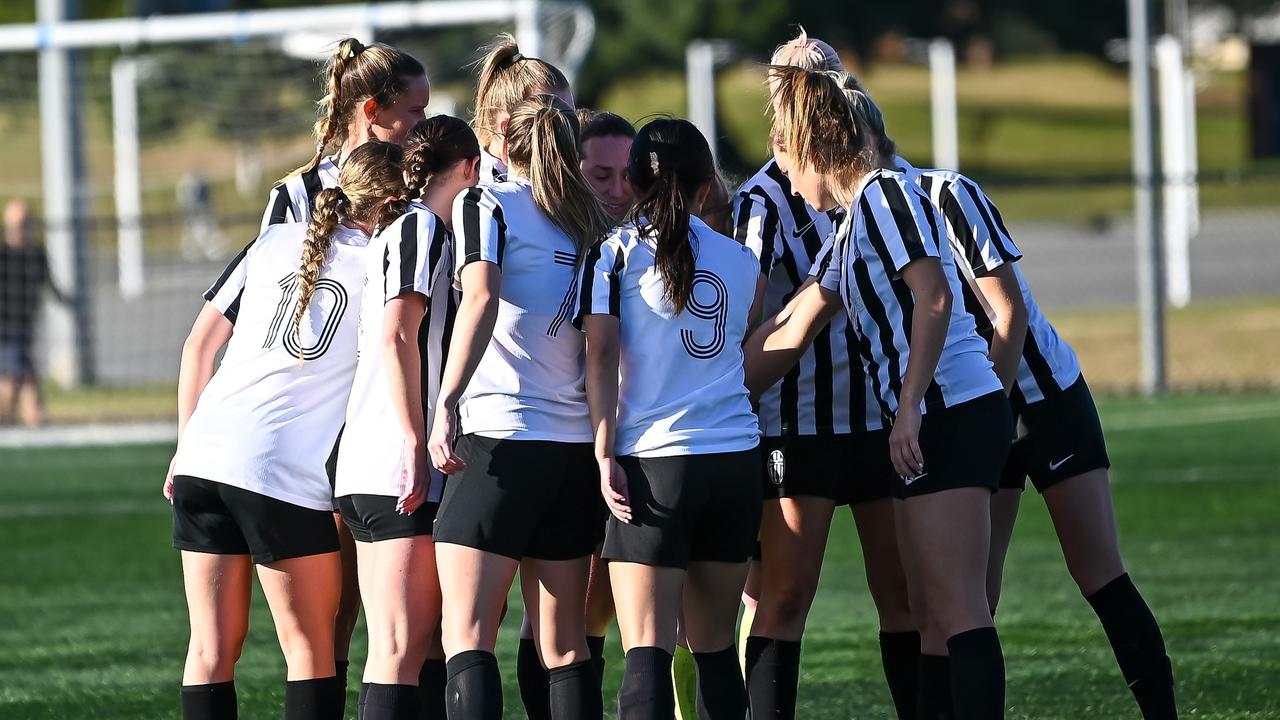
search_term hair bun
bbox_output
[343,38,366,60]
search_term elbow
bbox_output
[931,283,953,318]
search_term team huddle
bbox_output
[162,28,1179,720]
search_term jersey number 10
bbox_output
[263,272,350,360]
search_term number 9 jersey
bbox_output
[173,222,369,511]
[574,216,761,457]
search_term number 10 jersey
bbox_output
[173,222,369,511]
[574,217,760,458]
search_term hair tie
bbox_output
[345,41,365,61]
[646,140,682,174]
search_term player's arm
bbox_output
[165,303,233,499]
[583,315,630,523]
[382,293,429,513]
[973,266,1027,393]
[742,278,841,398]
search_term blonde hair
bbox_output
[505,94,612,255]
[472,34,571,152]
[291,38,425,177]
[770,27,844,72]
[293,141,408,356]
[768,66,876,205]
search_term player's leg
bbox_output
[332,515,361,689]
[0,372,16,425]
[584,547,615,679]
[684,561,752,719]
[986,488,1022,612]
[610,561,683,719]
[850,497,916,719]
[180,551,252,719]
[523,556,598,719]
[15,368,45,427]
[436,543,519,720]
[517,604,551,720]
[257,552,344,720]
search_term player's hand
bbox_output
[889,402,925,479]
[162,456,178,502]
[599,456,632,524]
[428,409,464,474]
[397,441,429,515]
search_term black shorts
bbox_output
[171,476,339,564]
[325,428,342,512]
[0,337,35,378]
[433,435,604,561]
[603,448,763,569]
[893,391,1013,499]
[338,494,439,543]
[1001,376,1110,493]
[760,431,895,506]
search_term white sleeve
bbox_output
[203,239,256,322]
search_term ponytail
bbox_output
[472,33,571,152]
[291,141,408,357]
[404,115,481,199]
[289,38,426,179]
[506,95,612,255]
[627,118,714,315]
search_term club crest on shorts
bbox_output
[768,449,786,485]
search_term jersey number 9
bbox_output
[681,270,728,359]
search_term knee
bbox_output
[760,573,820,627]
[187,630,246,677]
[368,624,429,670]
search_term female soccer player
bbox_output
[578,118,762,720]
[471,34,575,185]
[578,109,636,224]
[334,117,481,720]
[164,141,407,720]
[887,155,1178,720]
[744,67,1013,718]
[262,38,429,230]
[427,94,613,720]
[733,31,915,719]
[256,38,428,698]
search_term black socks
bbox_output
[692,646,748,719]
[586,635,607,684]
[743,636,801,719]
[419,658,448,720]
[445,650,502,720]
[1086,573,1178,719]
[517,637,551,720]
[618,646,675,720]
[878,631,920,720]
[548,660,604,719]
[358,683,421,720]
[181,681,237,720]
[284,677,343,720]
[917,655,954,720]
[947,628,1005,720]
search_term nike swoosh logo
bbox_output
[903,472,929,485]
[1049,454,1075,471]
[792,217,818,238]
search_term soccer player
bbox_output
[577,118,762,720]
[262,38,429,230]
[257,38,429,698]
[0,199,63,428]
[733,30,914,719]
[164,142,408,720]
[744,67,1013,718]
[578,109,636,224]
[427,94,613,720]
[471,34,575,186]
[334,117,481,720]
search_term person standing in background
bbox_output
[0,199,62,428]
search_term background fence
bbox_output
[0,8,1278,428]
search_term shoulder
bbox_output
[736,160,786,205]
[693,218,756,266]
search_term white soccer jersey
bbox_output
[174,222,370,511]
[451,179,592,442]
[895,158,1083,406]
[813,168,1001,418]
[335,204,454,500]
[575,217,760,457]
[260,155,340,232]
[734,160,881,435]
[478,150,508,186]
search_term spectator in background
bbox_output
[0,199,59,427]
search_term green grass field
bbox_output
[2,392,1279,718]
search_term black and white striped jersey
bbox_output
[478,149,508,186]
[451,179,591,442]
[734,160,881,435]
[336,203,454,501]
[574,216,760,457]
[175,222,370,510]
[895,158,1082,406]
[813,168,1002,418]
[259,155,340,232]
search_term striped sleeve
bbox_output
[452,186,507,272]
[862,175,942,275]
[733,189,784,276]
[810,229,843,293]
[260,183,294,233]
[382,210,446,302]
[203,238,256,322]
[572,235,626,328]
[938,176,1023,277]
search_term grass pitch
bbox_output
[1,392,1278,718]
